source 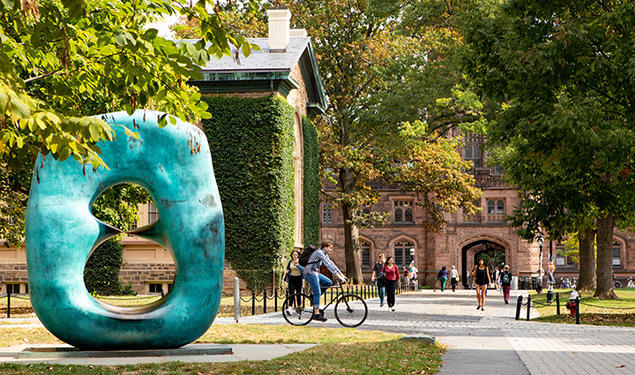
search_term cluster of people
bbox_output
[434,260,513,309]
[370,253,401,311]
[284,243,516,322]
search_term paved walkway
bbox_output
[228,289,634,374]
[1,290,633,373]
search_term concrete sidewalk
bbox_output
[232,289,634,374]
[0,343,316,365]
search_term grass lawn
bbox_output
[0,324,445,374]
[530,288,635,326]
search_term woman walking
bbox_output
[285,250,303,307]
[371,253,386,307]
[382,256,401,311]
[471,258,492,311]
[437,266,449,292]
[449,265,459,292]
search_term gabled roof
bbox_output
[188,37,328,116]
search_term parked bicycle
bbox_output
[613,275,622,289]
[282,281,368,327]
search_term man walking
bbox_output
[371,253,386,307]
[500,264,512,304]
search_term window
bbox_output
[486,199,505,222]
[487,200,495,214]
[322,203,333,225]
[5,284,20,294]
[394,241,414,268]
[496,200,505,214]
[556,243,575,267]
[149,283,163,294]
[463,133,483,168]
[394,200,414,224]
[361,241,371,269]
[612,241,621,267]
[148,202,159,224]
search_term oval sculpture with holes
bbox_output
[25,111,224,350]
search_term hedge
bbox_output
[83,239,125,295]
[302,116,320,247]
[202,95,295,290]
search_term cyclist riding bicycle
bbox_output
[302,240,347,322]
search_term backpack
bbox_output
[299,245,318,267]
[502,272,510,284]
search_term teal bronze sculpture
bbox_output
[25,111,224,349]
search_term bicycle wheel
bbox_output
[334,293,368,327]
[282,293,314,326]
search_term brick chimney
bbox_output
[267,8,291,53]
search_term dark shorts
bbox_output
[475,282,488,286]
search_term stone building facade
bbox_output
[321,140,635,287]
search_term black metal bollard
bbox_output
[6,291,10,318]
[515,295,523,320]
[526,295,531,321]
[330,287,334,302]
[363,285,367,299]
[324,288,327,305]
[556,293,560,315]
[274,289,278,312]
[575,297,580,324]
[251,290,256,316]
[263,289,267,314]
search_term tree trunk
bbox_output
[576,228,596,291]
[338,167,363,284]
[594,214,618,299]
[342,203,363,284]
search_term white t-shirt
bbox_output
[450,269,459,279]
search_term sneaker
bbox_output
[379,303,384,307]
[481,307,485,311]
[476,305,481,310]
[312,314,327,322]
[391,308,395,312]
[319,309,325,318]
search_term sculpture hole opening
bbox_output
[91,183,157,231]
[86,184,175,308]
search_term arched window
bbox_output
[393,200,414,224]
[361,241,371,269]
[394,241,414,268]
[612,241,622,267]
[487,200,495,214]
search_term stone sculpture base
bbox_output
[15,344,232,359]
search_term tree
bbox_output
[461,0,634,298]
[282,0,480,283]
[0,0,256,243]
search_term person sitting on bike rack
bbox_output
[301,240,347,322]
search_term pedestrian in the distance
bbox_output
[371,253,386,307]
[472,258,492,311]
[449,265,459,292]
[284,250,303,308]
[500,264,512,304]
[494,266,501,293]
[437,266,448,292]
[382,256,401,312]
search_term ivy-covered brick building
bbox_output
[115,8,326,294]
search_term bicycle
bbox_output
[282,281,368,327]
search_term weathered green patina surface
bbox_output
[25,111,224,350]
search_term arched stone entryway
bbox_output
[460,238,508,288]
